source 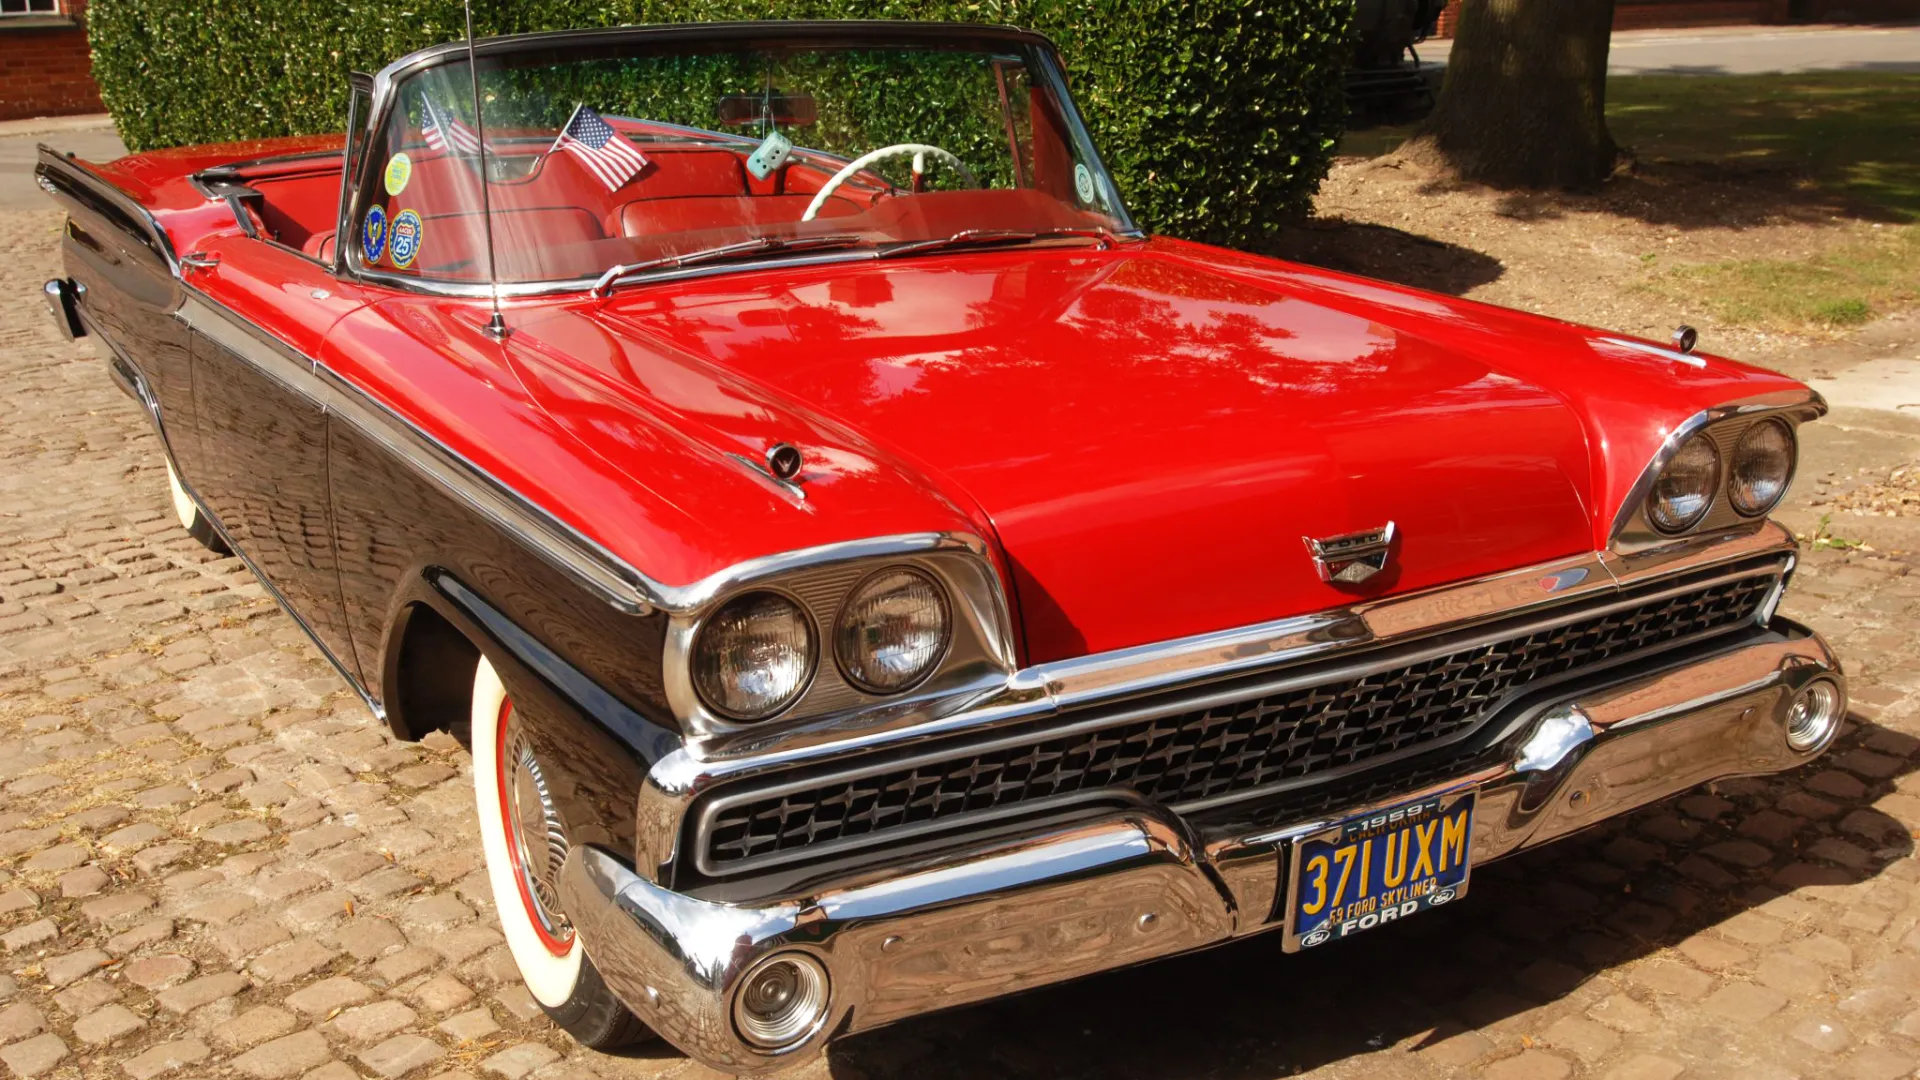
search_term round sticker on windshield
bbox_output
[384,153,412,196]
[360,205,388,263]
[1074,163,1097,205]
[389,209,423,269]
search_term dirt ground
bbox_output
[1280,155,1893,379]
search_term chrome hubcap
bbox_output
[503,724,573,944]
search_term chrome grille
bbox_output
[699,571,1777,874]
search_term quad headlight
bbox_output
[691,591,814,720]
[1730,419,1795,517]
[834,567,951,693]
[1647,434,1722,534]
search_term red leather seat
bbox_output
[615,194,860,238]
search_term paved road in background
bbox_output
[1421,23,1920,74]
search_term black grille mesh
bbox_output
[703,573,1775,871]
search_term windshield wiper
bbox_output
[875,226,1123,260]
[592,233,868,296]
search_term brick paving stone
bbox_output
[250,939,339,983]
[122,954,194,991]
[0,1032,68,1077]
[21,841,87,872]
[480,1042,562,1079]
[411,974,477,1015]
[73,1002,145,1045]
[51,979,118,1016]
[212,1004,299,1051]
[359,1033,446,1078]
[120,1037,211,1080]
[1787,1014,1853,1053]
[155,972,249,1015]
[337,918,407,960]
[3,918,57,952]
[329,1000,419,1044]
[1539,1015,1619,1061]
[0,1002,46,1043]
[105,917,174,956]
[230,1030,332,1079]
[1758,953,1833,996]
[1845,1046,1918,1080]
[285,977,375,1017]
[375,946,443,985]
[81,891,155,924]
[217,919,294,962]
[438,1006,499,1044]
[1703,980,1791,1023]
[56,865,109,897]
[42,947,109,987]
[99,822,165,851]
[1602,1055,1686,1080]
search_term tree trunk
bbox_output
[1402,0,1620,189]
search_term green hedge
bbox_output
[87,0,1350,246]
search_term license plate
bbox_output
[1283,790,1475,952]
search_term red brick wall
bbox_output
[0,0,104,122]
[1429,0,1919,39]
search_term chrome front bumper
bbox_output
[557,620,1842,1074]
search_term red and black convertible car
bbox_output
[38,21,1842,1074]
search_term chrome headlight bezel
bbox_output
[1610,392,1824,556]
[1646,434,1722,535]
[833,566,953,694]
[661,534,1016,744]
[688,590,818,722]
[1729,417,1796,518]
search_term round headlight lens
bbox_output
[1730,419,1794,517]
[1647,435,1721,533]
[834,568,951,693]
[691,592,813,721]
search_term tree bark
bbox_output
[1401,0,1620,189]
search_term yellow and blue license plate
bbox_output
[1283,790,1474,952]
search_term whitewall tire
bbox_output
[166,462,229,554]
[469,656,652,1048]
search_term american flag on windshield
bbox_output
[421,96,484,155]
[552,104,649,191]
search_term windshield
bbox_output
[351,32,1134,288]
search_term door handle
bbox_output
[179,251,221,271]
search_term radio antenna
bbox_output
[463,0,508,339]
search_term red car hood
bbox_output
[520,241,1598,664]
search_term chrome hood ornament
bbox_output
[1305,522,1397,584]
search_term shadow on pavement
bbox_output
[824,712,1913,1079]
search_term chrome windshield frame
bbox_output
[340,20,1142,299]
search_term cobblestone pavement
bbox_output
[2,196,1919,1080]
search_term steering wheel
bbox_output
[801,143,979,222]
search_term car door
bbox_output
[180,235,368,679]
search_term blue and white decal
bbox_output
[361,205,388,263]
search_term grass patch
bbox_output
[1642,224,1918,332]
[1341,72,1920,219]
[1607,72,1920,220]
